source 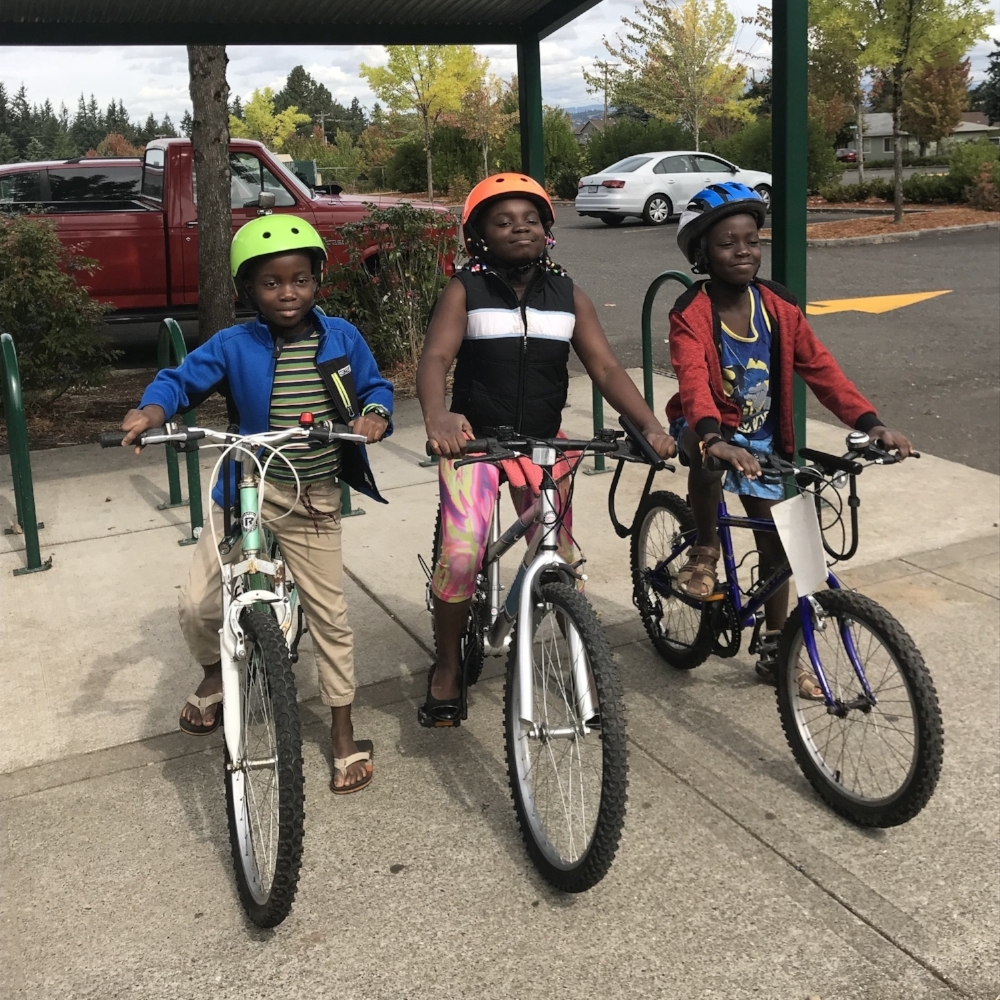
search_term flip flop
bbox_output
[331,739,374,795]
[178,691,223,736]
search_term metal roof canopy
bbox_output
[1,0,809,448]
[0,0,602,44]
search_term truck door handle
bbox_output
[185,221,198,228]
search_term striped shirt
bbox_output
[267,329,341,483]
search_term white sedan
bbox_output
[575,151,772,226]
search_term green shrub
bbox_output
[818,179,893,202]
[543,107,582,180]
[0,214,114,402]
[948,137,1000,185]
[901,152,951,167]
[964,162,1000,211]
[385,127,481,195]
[709,115,843,192]
[385,141,426,194]
[552,169,581,200]
[321,202,457,367]
[901,172,966,203]
[585,117,692,173]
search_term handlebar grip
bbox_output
[463,439,489,454]
[799,448,863,476]
[703,453,728,474]
[618,414,665,469]
[99,431,127,448]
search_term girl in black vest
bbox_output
[416,173,675,727]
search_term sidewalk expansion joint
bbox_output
[627,733,972,998]
[343,564,432,658]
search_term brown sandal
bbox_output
[675,545,721,599]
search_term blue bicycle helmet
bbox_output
[676,182,767,267]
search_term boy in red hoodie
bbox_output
[666,183,913,691]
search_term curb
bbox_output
[761,220,999,246]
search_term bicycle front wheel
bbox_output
[504,582,627,892]
[777,589,943,827]
[225,607,305,927]
[631,491,711,669]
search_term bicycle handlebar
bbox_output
[100,421,367,450]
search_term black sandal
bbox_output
[417,662,466,728]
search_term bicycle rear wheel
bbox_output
[225,607,305,926]
[504,581,627,892]
[630,491,711,669]
[777,589,943,827]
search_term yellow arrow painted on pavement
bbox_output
[806,290,952,316]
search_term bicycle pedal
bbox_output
[703,590,726,602]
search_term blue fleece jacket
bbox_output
[139,309,394,507]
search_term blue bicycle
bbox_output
[613,428,943,828]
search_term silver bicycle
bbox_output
[102,417,365,926]
[420,425,664,891]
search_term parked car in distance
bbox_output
[836,148,858,163]
[0,140,454,321]
[575,152,772,226]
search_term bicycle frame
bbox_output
[474,446,596,730]
[659,497,875,712]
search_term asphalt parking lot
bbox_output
[551,213,1000,474]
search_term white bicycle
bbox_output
[101,417,365,926]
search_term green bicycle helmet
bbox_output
[230,214,327,304]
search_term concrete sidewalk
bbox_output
[2,371,998,999]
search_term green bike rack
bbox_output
[1,332,51,575]
[640,270,694,412]
[157,319,203,546]
[586,270,693,475]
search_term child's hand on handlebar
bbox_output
[646,430,677,459]
[121,405,166,455]
[349,413,388,444]
[870,426,914,459]
[425,411,473,459]
[706,438,762,479]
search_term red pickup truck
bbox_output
[0,138,451,321]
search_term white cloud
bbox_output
[0,0,995,123]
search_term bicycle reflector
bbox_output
[298,412,315,427]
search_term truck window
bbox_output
[48,166,141,201]
[0,169,43,204]
[141,148,165,200]
[229,152,296,208]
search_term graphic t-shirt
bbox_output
[718,284,774,440]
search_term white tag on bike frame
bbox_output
[771,492,827,596]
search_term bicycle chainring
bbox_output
[709,594,741,658]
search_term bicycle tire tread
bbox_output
[630,491,712,670]
[504,581,628,892]
[776,589,943,828]
[226,607,305,927]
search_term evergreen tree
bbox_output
[229,94,244,120]
[0,133,18,163]
[159,114,178,138]
[23,136,46,161]
[969,41,1000,122]
[9,86,33,157]
[274,65,339,136]
[180,109,194,137]
[0,83,10,137]
[346,97,368,141]
[137,113,159,145]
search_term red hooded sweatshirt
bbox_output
[666,278,882,458]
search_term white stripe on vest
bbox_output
[466,307,575,342]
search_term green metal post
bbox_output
[772,0,809,460]
[584,382,612,476]
[156,318,203,544]
[640,270,694,411]
[340,480,364,517]
[517,35,545,185]
[1,333,51,575]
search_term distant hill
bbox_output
[561,104,606,129]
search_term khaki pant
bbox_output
[178,480,355,707]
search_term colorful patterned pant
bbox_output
[430,457,575,603]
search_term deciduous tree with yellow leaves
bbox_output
[229,87,310,151]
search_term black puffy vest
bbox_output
[450,268,575,438]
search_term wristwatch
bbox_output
[362,403,391,424]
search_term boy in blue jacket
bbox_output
[121,215,392,794]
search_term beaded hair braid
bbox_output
[462,203,569,279]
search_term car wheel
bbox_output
[600,214,625,227]
[754,184,772,214]
[642,194,672,226]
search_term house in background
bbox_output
[849,111,1000,159]
[574,118,606,145]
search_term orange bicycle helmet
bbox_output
[462,172,554,227]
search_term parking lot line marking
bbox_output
[806,290,952,315]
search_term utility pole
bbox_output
[591,60,620,129]
[317,111,326,143]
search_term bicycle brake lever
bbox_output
[455,450,517,469]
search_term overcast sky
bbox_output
[1,0,997,124]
